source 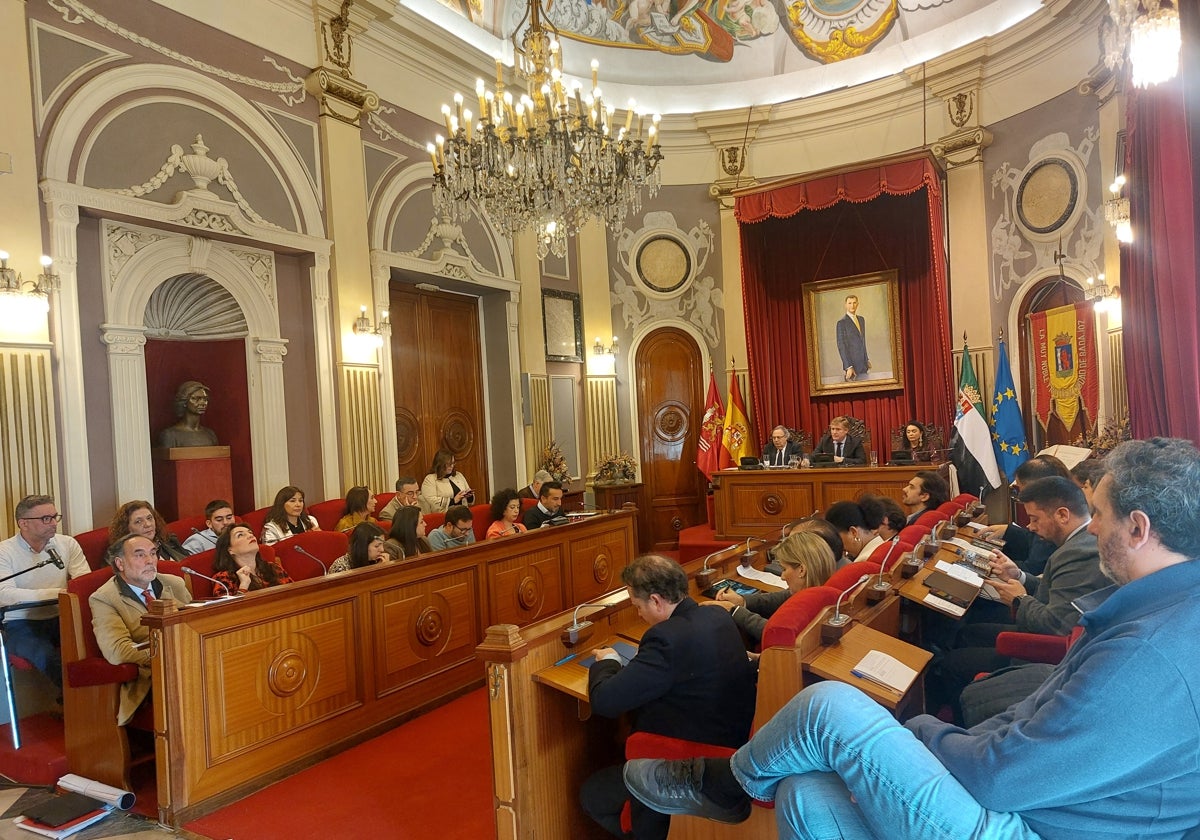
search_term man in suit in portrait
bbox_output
[761,426,804,467]
[835,294,870,381]
[580,555,756,839]
[813,416,866,465]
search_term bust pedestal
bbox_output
[152,446,233,520]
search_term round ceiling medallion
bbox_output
[1016,157,1078,235]
[636,235,692,295]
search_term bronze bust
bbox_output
[157,380,219,448]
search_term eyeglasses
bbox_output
[20,514,62,524]
[452,522,472,535]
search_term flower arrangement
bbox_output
[595,451,638,484]
[1073,413,1131,456]
[539,441,571,482]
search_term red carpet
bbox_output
[0,714,68,786]
[185,688,495,840]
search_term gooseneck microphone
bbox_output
[292,544,329,575]
[821,574,871,644]
[181,566,232,597]
[872,537,901,591]
[696,544,738,590]
[562,586,628,646]
[46,547,64,570]
[189,526,218,546]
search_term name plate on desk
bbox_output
[153,446,231,460]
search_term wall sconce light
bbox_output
[1104,175,1133,244]
[593,335,619,356]
[1085,273,1121,314]
[0,251,58,314]
[353,304,390,348]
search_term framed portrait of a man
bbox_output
[805,270,904,396]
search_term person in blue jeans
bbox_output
[623,437,1200,840]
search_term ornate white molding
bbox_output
[253,338,289,365]
[99,324,147,354]
[365,105,426,151]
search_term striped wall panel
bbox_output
[340,364,387,493]
[0,347,58,539]
[585,375,619,477]
[529,374,551,465]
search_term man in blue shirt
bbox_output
[624,437,1200,840]
[427,505,476,551]
[181,499,235,554]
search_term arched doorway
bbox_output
[635,328,706,550]
[1017,274,1091,449]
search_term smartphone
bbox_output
[703,579,759,599]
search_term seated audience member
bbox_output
[181,499,236,554]
[979,455,1072,575]
[875,496,907,541]
[812,416,865,465]
[420,449,474,514]
[824,496,886,564]
[523,480,564,530]
[762,426,804,467]
[704,532,837,645]
[518,470,553,501]
[580,555,757,840]
[212,524,293,594]
[623,437,1200,840]
[1070,458,1106,506]
[334,486,378,532]
[91,534,191,725]
[428,505,476,551]
[486,489,528,540]
[897,420,933,461]
[0,494,90,692]
[261,485,320,545]
[328,522,390,574]
[784,518,846,565]
[108,500,188,561]
[901,469,950,525]
[377,476,419,522]
[384,506,433,561]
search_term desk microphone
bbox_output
[189,526,218,546]
[868,537,901,602]
[742,536,767,563]
[292,544,329,575]
[821,574,871,644]
[696,545,738,591]
[561,586,627,647]
[181,566,232,597]
[46,547,64,569]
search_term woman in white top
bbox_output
[419,449,474,514]
[261,485,320,545]
[823,496,887,565]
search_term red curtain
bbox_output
[1123,4,1200,446]
[734,157,954,460]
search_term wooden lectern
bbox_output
[152,446,232,520]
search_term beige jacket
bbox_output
[89,573,191,725]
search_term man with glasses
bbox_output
[428,505,476,551]
[0,495,90,694]
[378,477,420,522]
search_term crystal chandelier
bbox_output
[427,0,664,259]
[1103,0,1181,89]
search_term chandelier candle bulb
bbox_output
[625,101,635,132]
[496,56,503,86]
[464,111,473,142]
[591,58,599,90]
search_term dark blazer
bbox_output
[523,503,558,530]
[517,485,537,500]
[1001,523,1056,577]
[814,433,866,465]
[1017,527,1108,635]
[588,598,756,748]
[761,440,804,467]
[835,313,869,376]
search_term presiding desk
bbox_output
[478,542,930,840]
[712,466,915,540]
[139,510,636,826]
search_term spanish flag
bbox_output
[719,373,754,469]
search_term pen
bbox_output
[554,652,577,666]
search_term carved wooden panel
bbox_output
[635,328,706,550]
[565,526,632,605]
[389,287,488,498]
[372,568,479,696]
[487,545,565,627]
[202,600,360,760]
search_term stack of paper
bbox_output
[851,650,918,694]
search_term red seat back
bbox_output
[307,499,346,532]
[165,514,208,543]
[915,509,947,529]
[181,548,217,598]
[73,527,111,571]
[760,585,841,651]
[239,507,271,538]
[953,493,979,506]
[283,530,350,578]
[937,501,965,517]
[867,539,912,569]
[898,524,931,544]
[826,560,883,592]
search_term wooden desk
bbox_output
[712,466,914,540]
[898,530,996,618]
[140,510,636,826]
[806,624,931,714]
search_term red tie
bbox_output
[142,588,155,603]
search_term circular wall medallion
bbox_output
[592,552,611,584]
[415,605,445,646]
[440,410,475,457]
[653,401,689,443]
[267,650,307,697]
[760,493,784,516]
[635,235,692,295]
[1016,157,1079,235]
[395,408,419,464]
[516,574,542,612]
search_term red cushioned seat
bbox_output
[307,499,347,532]
[72,527,110,571]
[937,501,965,517]
[165,513,208,543]
[283,530,349,578]
[825,560,883,592]
[915,509,947,529]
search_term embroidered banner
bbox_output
[1030,302,1098,433]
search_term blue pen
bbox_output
[554,652,577,666]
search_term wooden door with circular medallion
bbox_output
[635,328,706,550]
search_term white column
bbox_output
[100,324,152,505]
[505,291,527,473]
[309,250,341,500]
[249,337,291,504]
[372,254,399,483]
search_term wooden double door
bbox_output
[388,287,489,501]
[635,328,707,550]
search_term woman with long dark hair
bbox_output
[334,486,378,532]
[329,522,389,573]
[212,524,292,594]
[419,449,473,513]
[261,485,320,545]
[384,506,433,561]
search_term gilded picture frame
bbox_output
[805,270,904,396]
[542,289,584,363]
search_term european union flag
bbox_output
[991,338,1030,481]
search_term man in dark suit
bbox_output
[517,469,552,500]
[580,555,756,839]
[761,426,804,467]
[813,416,866,465]
[835,294,870,381]
[522,480,563,529]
